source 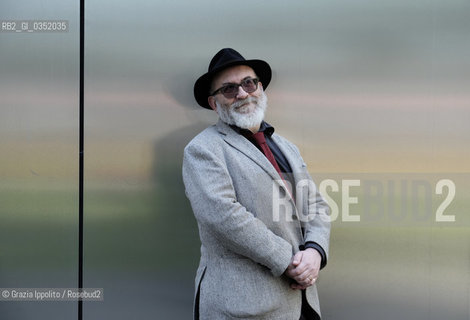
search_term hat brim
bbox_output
[194,59,271,109]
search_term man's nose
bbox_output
[235,85,249,99]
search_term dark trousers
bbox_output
[299,290,321,320]
[195,285,320,320]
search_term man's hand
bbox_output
[285,248,322,290]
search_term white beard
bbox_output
[216,91,268,130]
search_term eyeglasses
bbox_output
[211,78,259,99]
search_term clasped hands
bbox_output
[284,248,321,290]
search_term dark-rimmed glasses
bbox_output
[211,78,259,99]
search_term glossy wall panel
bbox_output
[0,1,79,319]
[83,1,469,319]
[1,0,469,319]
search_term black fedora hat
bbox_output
[194,48,272,109]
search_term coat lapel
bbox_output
[271,134,304,180]
[216,119,281,182]
[271,133,305,237]
[216,120,296,205]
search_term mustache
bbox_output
[231,96,258,109]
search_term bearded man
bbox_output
[183,48,331,320]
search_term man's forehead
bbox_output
[212,65,256,86]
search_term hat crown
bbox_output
[208,48,246,72]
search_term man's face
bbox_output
[208,65,268,129]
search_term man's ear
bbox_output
[208,96,218,112]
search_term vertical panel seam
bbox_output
[79,0,85,319]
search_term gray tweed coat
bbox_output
[183,119,330,320]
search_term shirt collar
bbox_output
[229,121,275,138]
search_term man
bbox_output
[183,48,330,320]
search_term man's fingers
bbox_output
[297,275,313,286]
[290,283,308,290]
[291,250,321,278]
[292,251,303,266]
[290,277,317,290]
[294,269,320,286]
[287,250,321,280]
[290,261,310,277]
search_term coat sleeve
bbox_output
[302,174,331,264]
[182,142,293,277]
[289,144,331,264]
